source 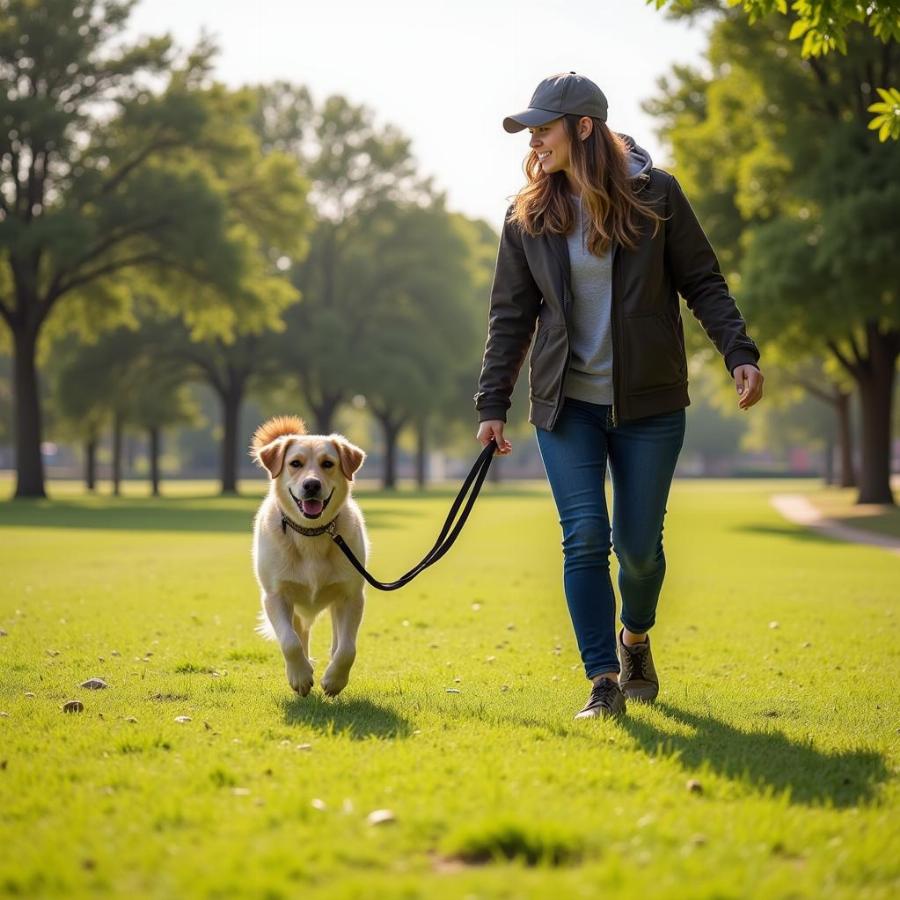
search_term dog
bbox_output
[250,415,368,697]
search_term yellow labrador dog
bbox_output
[250,416,368,697]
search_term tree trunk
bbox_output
[373,410,405,489]
[112,412,123,497]
[310,391,343,434]
[149,427,161,497]
[383,421,399,489]
[856,323,897,504]
[220,382,244,495]
[415,419,427,489]
[85,440,97,492]
[796,374,854,488]
[836,390,855,488]
[12,326,45,498]
[823,432,834,486]
[125,434,138,473]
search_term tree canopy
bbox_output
[651,0,900,138]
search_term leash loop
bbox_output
[331,438,498,591]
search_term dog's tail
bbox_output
[255,610,278,641]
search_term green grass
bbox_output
[0,478,897,899]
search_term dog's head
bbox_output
[251,416,365,523]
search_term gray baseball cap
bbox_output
[503,71,608,133]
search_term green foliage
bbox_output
[654,0,900,53]
[739,129,900,348]
[651,0,900,138]
[867,86,900,141]
[354,200,482,424]
[47,320,200,443]
[647,10,900,352]
[256,85,485,443]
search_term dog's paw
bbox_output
[285,656,314,697]
[320,666,350,698]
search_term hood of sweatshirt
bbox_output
[618,133,653,183]
[567,135,653,251]
[567,133,652,199]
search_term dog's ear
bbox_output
[256,437,293,479]
[332,436,366,482]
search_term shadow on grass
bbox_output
[620,701,889,808]
[734,523,851,546]
[0,497,422,534]
[279,693,413,740]
[0,484,548,533]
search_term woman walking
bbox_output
[474,72,764,720]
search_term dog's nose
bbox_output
[302,478,321,496]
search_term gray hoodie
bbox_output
[562,135,653,406]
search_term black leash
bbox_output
[283,438,498,591]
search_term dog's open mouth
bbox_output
[288,487,334,520]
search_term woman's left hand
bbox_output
[734,365,764,411]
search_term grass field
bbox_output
[0,476,897,899]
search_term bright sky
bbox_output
[128,0,710,232]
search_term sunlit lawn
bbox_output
[0,476,897,898]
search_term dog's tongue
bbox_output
[301,499,324,517]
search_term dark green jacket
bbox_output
[474,161,760,430]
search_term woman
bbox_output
[474,72,764,720]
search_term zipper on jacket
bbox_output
[550,284,573,430]
[610,240,621,428]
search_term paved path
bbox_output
[770,494,900,557]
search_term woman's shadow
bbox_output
[279,694,413,740]
[619,701,889,808]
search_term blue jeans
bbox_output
[535,398,686,679]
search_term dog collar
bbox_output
[280,511,338,538]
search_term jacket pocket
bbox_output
[529,324,567,403]
[624,313,686,395]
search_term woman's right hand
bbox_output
[477,420,512,455]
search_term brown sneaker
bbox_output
[617,628,659,702]
[574,677,626,719]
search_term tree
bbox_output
[50,323,198,495]
[651,0,900,138]
[357,200,478,488]
[49,338,109,491]
[251,85,438,433]
[174,330,284,494]
[646,9,899,503]
[739,178,899,502]
[414,211,502,486]
[0,0,307,497]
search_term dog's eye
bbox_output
[322,460,335,469]
[289,460,301,469]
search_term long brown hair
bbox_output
[508,115,663,254]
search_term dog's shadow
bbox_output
[279,694,413,740]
